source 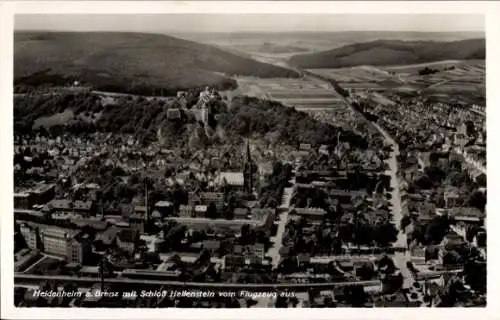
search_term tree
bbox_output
[374,223,398,247]
[206,202,218,219]
[424,215,452,244]
[343,285,367,307]
[424,166,446,185]
[356,263,376,280]
[475,174,486,187]
[465,120,475,136]
[465,225,481,243]
[464,259,486,293]
[378,255,396,274]
[197,249,212,266]
[400,215,412,231]
[241,224,251,238]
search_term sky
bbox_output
[15,14,484,33]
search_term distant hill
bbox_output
[288,39,485,69]
[14,32,299,95]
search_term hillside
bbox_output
[288,39,485,69]
[14,32,299,95]
[15,92,368,151]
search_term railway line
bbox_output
[15,273,381,292]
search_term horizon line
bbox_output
[14,29,485,34]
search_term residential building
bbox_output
[410,244,426,264]
[15,249,40,272]
[117,229,139,253]
[154,201,174,217]
[20,223,39,250]
[300,143,312,151]
[44,199,94,215]
[14,192,32,209]
[289,207,326,224]
[188,192,201,205]
[233,208,248,220]
[128,214,145,234]
[444,187,460,209]
[441,232,466,251]
[252,243,265,260]
[199,192,224,210]
[96,226,120,248]
[194,205,208,218]
[202,240,220,255]
[164,212,274,232]
[133,205,148,219]
[30,184,56,205]
[178,204,194,218]
[447,207,485,224]
[69,233,92,264]
[251,208,275,221]
[216,172,245,190]
[258,162,274,179]
[318,145,329,155]
[225,254,245,271]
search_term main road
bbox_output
[371,121,413,288]
[257,56,414,288]
[267,175,296,269]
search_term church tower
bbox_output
[243,139,254,195]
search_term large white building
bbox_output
[39,226,91,264]
[40,226,77,258]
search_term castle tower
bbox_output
[201,103,209,126]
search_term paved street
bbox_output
[268,176,296,268]
[371,121,412,288]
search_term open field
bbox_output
[33,109,75,129]
[383,59,484,73]
[234,76,347,111]
[307,59,485,105]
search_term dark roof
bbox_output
[73,232,92,243]
[47,199,71,210]
[202,240,220,250]
[118,229,138,243]
[97,226,120,245]
[73,200,92,210]
[72,219,109,231]
[233,208,248,215]
[279,246,291,256]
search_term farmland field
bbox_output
[306,59,485,105]
[235,76,348,111]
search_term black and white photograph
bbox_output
[1,1,497,318]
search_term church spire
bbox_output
[246,138,252,164]
[244,139,254,195]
